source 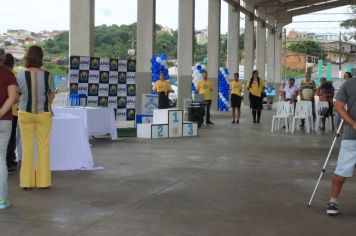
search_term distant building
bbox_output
[321,41,356,63]
[157,26,174,36]
[195,28,208,45]
[5,46,26,60]
[306,32,338,42]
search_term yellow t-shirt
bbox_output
[197,79,213,100]
[246,78,265,97]
[230,80,243,96]
[154,80,171,93]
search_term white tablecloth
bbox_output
[52,107,118,140]
[17,114,95,171]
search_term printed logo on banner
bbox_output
[127,109,136,121]
[118,72,127,84]
[90,57,100,70]
[127,60,136,72]
[108,97,117,107]
[87,96,98,106]
[126,72,136,84]
[88,83,99,96]
[117,97,127,109]
[100,58,110,71]
[79,57,90,70]
[70,56,80,70]
[110,59,119,71]
[78,83,88,95]
[109,71,118,84]
[69,70,79,83]
[99,71,110,84]
[127,84,136,96]
[70,83,78,94]
[118,60,127,72]
[109,84,118,96]
[98,97,108,107]
[89,70,100,83]
[99,84,109,97]
[116,109,127,121]
[79,70,89,83]
[117,84,127,96]
[126,96,136,109]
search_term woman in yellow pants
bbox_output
[17,46,55,188]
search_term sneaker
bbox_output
[232,120,235,124]
[0,200,10,209]
[207,121,214,125]
[326,202,339,216]
[236,120,239,124]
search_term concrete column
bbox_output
[69,0,95,56]
[266,17,275,83]
[244,1,254,81]
[177,0,195,109]
[136,0,156,113]
[227,2,240,77]
[207,0,221,111]
[256,10,266,80]
[274,28,283,83]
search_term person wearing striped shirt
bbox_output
[17,46,55,189]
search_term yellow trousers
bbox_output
[18,111,52,188]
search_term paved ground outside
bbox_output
[2,107,356,236]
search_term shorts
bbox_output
[231,94,242,108]
[334,140,356,177]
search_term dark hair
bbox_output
[345,72,352,79]
[288,77,295,82]
[234,73,239,76]
[4,53,14,70]
[24,45,43,68]
[249,70,260,87]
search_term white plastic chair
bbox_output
[291,101,314,133]
[271,102,290,133]
[315,101,333,132]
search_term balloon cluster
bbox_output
[150,54,170,93]
[191,63,206,93]
[218,67,230,111]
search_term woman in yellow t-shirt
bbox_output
[230,73,243,124]
[153,72,173,109]
[246,70,265,123]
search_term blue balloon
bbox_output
[160,54,167,60]
[165,75,170,80]
[197,65,202,70]
[200,69,205,74]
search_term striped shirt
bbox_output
[17,70,55,113]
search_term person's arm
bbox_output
[153,81,157,92]
[0,85,18,119]
[196,81,200,94]
[246,80,250,91]
[335,101,356,129]
[310,81,316,99]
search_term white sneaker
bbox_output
[0,200,10,209]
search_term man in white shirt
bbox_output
[284,78,298,104]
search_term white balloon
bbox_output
[161,59,167,65]
[156,57,162,63]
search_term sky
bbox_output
[0,0,352,34]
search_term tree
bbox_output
[340,5,356,40]
[287,40,327,60]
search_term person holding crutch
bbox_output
[326,74,356,216]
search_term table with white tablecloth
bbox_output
[52,107,118,140]
[17,114,96,171]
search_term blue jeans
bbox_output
[0,120,11,200]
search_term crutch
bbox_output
[308,119,344,207]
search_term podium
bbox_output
[137,109,198,139]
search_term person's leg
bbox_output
[18,111,36,188]
[232,107,236,123]
[257,110,262,123]
[34,112,52,188]
[6,116,18,168]
[206,100,212,123]
[237,107,241,123]
[0,121,12,204]
[327,140,356,215]
[252,110,256,123]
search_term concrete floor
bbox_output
[2,107,356,236]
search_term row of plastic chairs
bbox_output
[271,101,333,133]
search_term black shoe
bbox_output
[232,120,235,124]
[253,120,256,123]
[326,202,339,216]
[7,166,17,173]
[207,121,214,125]
[236,120,239,124]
